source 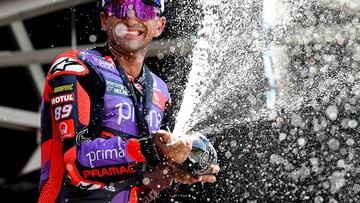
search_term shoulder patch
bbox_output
[50,57,85,74]
[47,50,89,80]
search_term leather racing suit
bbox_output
[38,46,172,203]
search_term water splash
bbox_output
[174,0,267,136]
[169,0,360,202]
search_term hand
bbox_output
[143,162,174,191]
[154,130,192,164]
[171,164,220,184]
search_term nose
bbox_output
[126,5,136,19]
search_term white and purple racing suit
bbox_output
[38,46,173,203]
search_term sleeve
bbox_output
[42,51,146,190]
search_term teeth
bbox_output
[127,31,140,35]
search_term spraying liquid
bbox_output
[173,0,267,136]
[169,0,360,201]
[114,23,128,37]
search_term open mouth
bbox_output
[114,23,145,38]
[126,30,143,36]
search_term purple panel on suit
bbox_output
[77,137,134,167]
[103,94,140,136]
[111,190,129,203]
[146,105,164,134]
[40,161,50,183]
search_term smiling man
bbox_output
[38,0,219,202]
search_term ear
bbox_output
[153,16,166,38]
[100,11,108,31]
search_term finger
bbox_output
[211,165,220,174]
[172,139,187,151]
[172,168,200,184]
[181,174,200,184]
[170,142,190,163]
[155,130,171,144]
[198,175,216,183]
[175,137,193,151]
[180,136,192,148]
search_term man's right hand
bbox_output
[154,130,192,164]
[171,164,220,184]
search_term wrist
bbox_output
[143,161,174,191]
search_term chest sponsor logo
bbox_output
[86,138,126,167]
[50,57,86,75]
[82,164,137,179]
[106,80,130,96]
[115,101,162,129]
[51,93,74,105]
[53,84,74,93]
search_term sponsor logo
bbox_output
[92,55,114,70]
[50,57,86,75]
[139,189,160,203]
[76,181,102,190]
[148,109,162,129]
[114,101,162,129]
[82,164,137,178]
[53,84,74,93]
[51,93,74,105]
[57,119,75,139]
[115,101,135,125]
[106,80,130,96]
[152,91,167,111]
[86,137,126,166]
[76,128,91,145]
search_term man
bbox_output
[38,0,219,202]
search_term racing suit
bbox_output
[38,46,172,203]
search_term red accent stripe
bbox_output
[41,140,52,168]
[63,146,105,187]
[42,83,51,103]
[63,146,80,185]
[38,105,66,203]
[101,130,114,138]
[129,186,139,203]
[77,81,90,125]
[152,91,167,111]
[126,139,145,163]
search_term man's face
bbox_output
[100,6,166,54]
